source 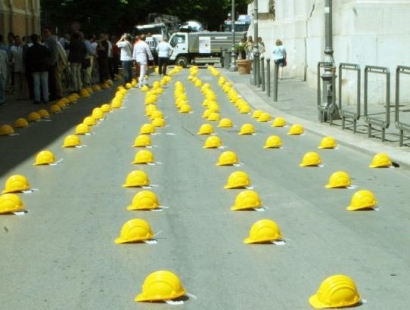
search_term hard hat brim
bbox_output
[309,294,330,309]
[346,204,376,211]
[135,288,187,302]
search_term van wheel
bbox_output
[176,56,188,68]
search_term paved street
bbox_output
[1,67,410,309]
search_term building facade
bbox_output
[0,0,41,38]
[248,0,410,103]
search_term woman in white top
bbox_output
[272,39,287,79]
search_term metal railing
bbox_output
[338,63,361,132]
[364,65,390,141]
[395,66,410,146]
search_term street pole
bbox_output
[230,0,238,71]
[252,0,260,86]
[320,0,340,122]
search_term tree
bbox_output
[40,0,250,35]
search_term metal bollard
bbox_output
[266,58,271,97]
[261,57,265,92]
[273,61,279,102]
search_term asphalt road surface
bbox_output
[1,67,410,310]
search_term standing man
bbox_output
[42,26,61,102]
[0,47,8,105]
[26,34,50,104]
[132,34,153,88]
[156,38,173,76]
[116,33,133,85]
[96,33,109,83]
[10,35,27,100]
[68,32,86,93]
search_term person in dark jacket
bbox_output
[96,33,109,83]
[68,32,86,93]
[26,34,50,104]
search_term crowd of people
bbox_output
[0,28,285,106]
[0,28,172,106]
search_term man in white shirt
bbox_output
[116,34,134,85]
[156,38,173,76]
[132,35,154,87]
[10,35,27,100]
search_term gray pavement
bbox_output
[1,66,410,309]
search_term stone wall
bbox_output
[248,0,410,104]
[0,0,41,38]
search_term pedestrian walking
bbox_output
[156,38,173,76]
[272,39,287,79]
[132,35,154,87]
[116,33,134,85]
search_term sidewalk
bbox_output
[222,67,410,169]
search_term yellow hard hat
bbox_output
[123,170,150,187]
[0,124,14,136]
[37,109,50,118]
[179,104,192,114]
[309,274,361,309]
[202,109,212,119]
[369,153,392,168]
[111,98,123,108]
[347,189,378,211]
[101,103,112,113]
[135,270,187,302]
[244,219,283,244]
[288,124,304,135]
[62,135,81,148]
[125,82,132,89]
[140,123,155,135]
[49,104,61,114]
[252,110,263,119]
[197,123,214,135]
[132,150,155,164]
[34,150,56,165]
[272,117,286,127]
[92,108,104,120]
[239,104,251,114]
[208,103,219,113]
[299,151,322,167]
[207,112,220,121]
[150,110,164,120]
[2,174,31,194]
[14,118,29,128]
[132,135,152,147]
[264,135,282,148]
[231,190,262,211]
[216,151,239,166]
[152,118,166,128]
[127,190,160,210]
[224,171,251,189]
[75,123,90,135]
[218,118,233,128]
[114,219,154,244]
[83,116,97,126]
[27,112,41,122]
[56,100,67,109]
[0,193,26,214]
[239,123,255,135]
[258,112,271,122]
[92,85,101,92]
[325,171,351,189]
[80,89,90,97]
[203,136,222,149]
[318,136,337,149]
[145,104,157,117]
